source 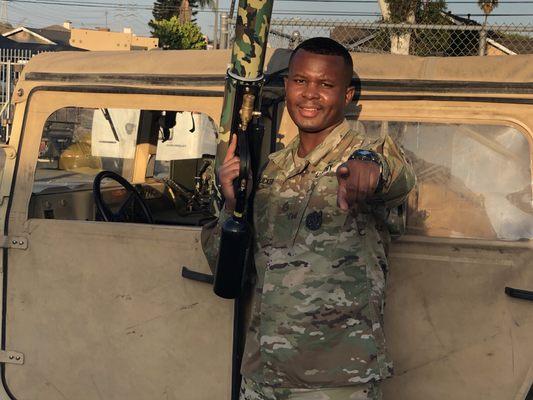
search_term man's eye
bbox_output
[321,83,333,88]
[293,79,305,84]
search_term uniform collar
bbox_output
[269,119,351,172]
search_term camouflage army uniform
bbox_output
[203,119,415,393]
[240,376,382,400]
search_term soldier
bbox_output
[203,37,416,400]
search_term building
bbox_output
[69,27,159,51]
[442,12,533,56]
[2,22,76,50]
[3,21,158,52]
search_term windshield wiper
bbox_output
[100,108,120,142]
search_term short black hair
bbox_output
[289,37,353,84]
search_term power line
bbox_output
[6,0,533,19]
[6,0,378,16]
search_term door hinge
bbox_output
[0,236,28,250]
[0,350,24,365]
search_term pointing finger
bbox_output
[336,164,350,181]
[337,184,349,211]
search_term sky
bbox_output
[3,0,532,40]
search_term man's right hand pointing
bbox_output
[336,159,381,211]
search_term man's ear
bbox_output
[284,76,288,91]
[345,85,356,106]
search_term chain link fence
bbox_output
[0,49,35,141]
[227,17,533,56]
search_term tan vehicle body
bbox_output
[0,49,530,399]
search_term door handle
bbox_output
[182,266,214,285]
[505,287,533,302]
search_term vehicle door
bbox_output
[0,87,234,399]
[352,93,533,400]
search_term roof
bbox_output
[0,34,77,52]
[442,11,480,26]
[19,49,533,85]
[42,24,70,32]
[2,25,72,47]
[3,26,56,44]
[441,11,533,55]
[489,35,533,55]
[31,27,71,46]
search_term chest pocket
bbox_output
[294,172,351,254]
[253,177,276,248]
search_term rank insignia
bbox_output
[305,211,322,231]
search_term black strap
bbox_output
[505,286,533,302]
[181,267,214,284]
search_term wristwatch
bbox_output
[348,149,388,193]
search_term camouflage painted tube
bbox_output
[217,0,274,166]
[231,0,274,79]
[213,0,273,301]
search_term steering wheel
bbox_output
[93,170,154,224]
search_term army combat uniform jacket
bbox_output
[202,119,416,389]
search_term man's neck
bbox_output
[297,120,343,158]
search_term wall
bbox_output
[70,28,158,51]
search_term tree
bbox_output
[152,0,213,21]
[477,0,499,55]
[478,0,499,21]
[149,16,207,50]
[378,0,448,54]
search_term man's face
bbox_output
[284,50,355,134]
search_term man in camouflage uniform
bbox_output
[203,37,415,400]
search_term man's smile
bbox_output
[297,105,322,118]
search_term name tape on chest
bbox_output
[258,177,275,187]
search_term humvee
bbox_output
[0,49,530,400]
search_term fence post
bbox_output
[220,12,229,49]
[479,27,487,56]
[5,61,11,141]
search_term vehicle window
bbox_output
[34,107,136,194]
[30,106,218,225]
[352,120,533,241]
[154,111,218,179]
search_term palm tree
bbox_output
[477,0,498,55]
[478,0,498,24]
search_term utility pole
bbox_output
[478,0,498,56]
[213,0,219,49]
[220,12,228,49]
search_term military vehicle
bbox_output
[0,5,530,399]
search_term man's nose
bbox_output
[302,83,320,99]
